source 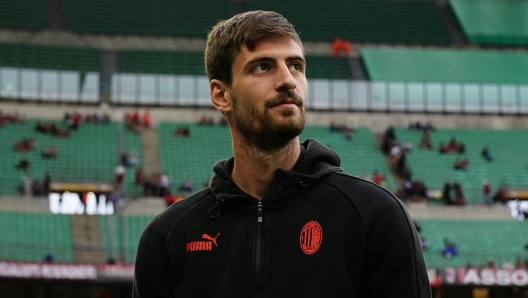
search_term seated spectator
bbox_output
[15,138,37,152]
[447,138,459,152]
[457,142,466,154]
[128,151,138,167]
[481,146,493,162]
[454,158,469,171]
[452,181,466,206]
[69,112,82,130]
[408,121,423,130]
[179,178,194,192]
[173,126,190,137]
[120,152,129,167]
[41,146,58,159]
[15,158,30,171]
[198,115,214,125]
[442,238,458,259]
[218,116,228,126]
[438,142,448,154]
[372,170,386,187]
[419,132,432,150]
[493,186,509,204]
[135,168,144,185]
[442,181,453,205]
[420,237,428,251]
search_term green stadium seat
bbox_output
[419,220,528,268]
[394,127,528,204]
[248,0,450,44]
[0,211,74,262]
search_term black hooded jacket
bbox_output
[133,139,431,298]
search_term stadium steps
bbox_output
[435,0,466,46]
[70,214,106,263]
[140,127,161,176]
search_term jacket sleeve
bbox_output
[355,184,431,298]
[133,218,174,298]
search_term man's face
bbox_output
[227,37,307,152]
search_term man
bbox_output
[133,10,430,297]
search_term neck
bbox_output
[231,136,301,200]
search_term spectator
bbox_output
[198,115,214,125]
[420,237,428,251]
[14,138,37,152]
[115,164,126,185]
[442,181,452,205]
[372,170,386,187]
[419,132,432,150]
[128,151,138,167]
[160,173,170,196]
[481,146,493,162]
[442,238,458,259]
[482,180,492,206]
[41,146,58,159]
[15,158,30,171]
[143,111,151,127]
[218,116,228,126]
[173,126,190,137]
[454,158,469,171]
[179,178,193,192]
[43,173,51,196]
[493,185,509,204]
[44,253,55,263]
[120,152,129,167]
[22,174,33,198]
[135,169,145,185]
[453,181,466,206]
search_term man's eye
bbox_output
[290,63,302,72]
[253,65,269,73]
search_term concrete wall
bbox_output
[1,101,527,133]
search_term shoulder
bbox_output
[323,172,410,228]
[141,188,214,239]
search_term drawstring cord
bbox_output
[208,199,224,219]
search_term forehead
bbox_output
[234,37,304,66]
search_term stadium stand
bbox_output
[419,219,528,268]
[248,0,451,44]
[0,211,74,263]
[394,127,528,204]
[361,47,528,84]
[0,0,47,30]
[0,119,141,197]
[450,0,528,46]
[62,0,231,37]
[119,49,351,79]
[0,42,101,72]
[159,123,396,195]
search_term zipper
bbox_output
[254,201,263,298]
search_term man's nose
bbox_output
[274,64,297,93]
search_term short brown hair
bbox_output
[205,10,303,85]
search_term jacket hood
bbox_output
[208,139,342,207]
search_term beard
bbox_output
[231,90,305,153]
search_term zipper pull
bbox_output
[257,201,263,223]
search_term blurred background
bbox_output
[0,0,527,297]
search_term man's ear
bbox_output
[210,79,232,113]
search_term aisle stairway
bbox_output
[70,214,105,263]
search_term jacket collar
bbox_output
[209,139,343,206]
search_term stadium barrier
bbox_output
[2,69,528,114]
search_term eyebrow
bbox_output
[244,55,306,69]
